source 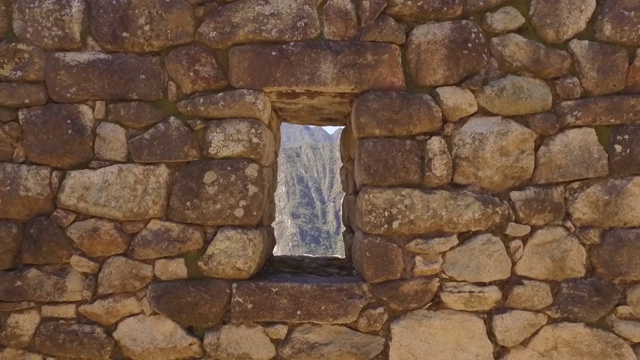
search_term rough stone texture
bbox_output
[78,294,143,326]
[169,160,266,226]
[0,163,53,220]
[108,102,165,129]
[197,0,320,48]
[129,117,200,163]
[351,91,442,138]
[204,324,276,360]
[198,227,270,280]
[95,122,127,162]
[510,186,565,226]
[482,6,525,33]
[63,165,166,220]
[204,119,275,166]
[628,51,640,93]
[568,177,640,228]
[534,128,608,184]
[568,39,629,96]
[0,83,47,108]
[147,279,230,328]
[490,34,571,79]
[476,75,553,116]
[324,0,358,40]
[358,0,386,27]
[373,278,439,311]
[0,221,21,270]
[279,324,384,360]
[352,232,404,283]
[390,310,493,360]
[113,315,203,360]
[526,113,559,136]
[608,314,640,343]
[546,277,621,323]
[492,310,548,347]
[177,90,271,124]
[229,41,404,92]
[0,268,85,302]
[465,0,509,12]
[385,0,462,21]
[423,136,452,187]
[70,254,102,273]
[356,306,388,333]
[40,304,77,318]
[442,233,511,283]
[97,256,154,295]
[433,86,477,122]
[529,0,596,44]
[556,96,640,127]
[66,218,131,257]
[0,348,43,360]
[511,323,635,360]
[553,75,583,100]
[357,187,510,236]
[231,276,371,324]
[32,322,114,359]
[406,234,458,255]
[0,2,7,40]
[515,227,586,281]
[359,15,406,45]
[129,220,203,260]
[90,0,195,53]
[609,126,640,175]
[452,116,536,192]
[440,282,502,311]
[165,45,227,94]
[407,21,488,86]
[0,123,18,162]
[154,258,188,280]
[0,43,46,81]
[13,0,86,50]
[46,53,165,102]
[595,0,640,47]
[355,138,421,188]
[0,309,40,348]
[592,228,640,282]
[22,217,74,265]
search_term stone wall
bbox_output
[0,0,639,359]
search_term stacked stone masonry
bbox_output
[0,0,640,359]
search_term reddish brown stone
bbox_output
[32,321,114,359]
[595,0,640,47]
[385,0,462,21]
[358,0,387,27]
[229,41,404,93]
[352,233,405,283]
[359,15,406,45]
[129,117,200,163]
[0,83,47,108]
[0,108,17,123]
[147,279,230,328]
[20,104,94,169]
[13,0,86,50]
[168,160,267,226]
[0,221,22,270]
[526,113,559,136]
[592,228,640,282]
[46,52,165,102]
[351,91,442,138]
[0,122,19,162]
[197,0,321,48]
[22,217,74,265]
[609,126,640,175]
[165,45,227,94]
[555,96,640,127]
[552,76,583,100]
[323,0,358,40]
[231,275,372,324]
[90,0,195,53]
[628,51,640,93]
[66,218,132,258]
[372,277,440,311]
[355,138,421,188]
[107,102,165,129]
[0,43,46,81]
[0,163,53,220]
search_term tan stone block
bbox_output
[198,227,269,279]
[203,119,275,166]
[568,39,628,96]
[355,138,421,188]
[530,0,596,44]
[165,45,227,94]
[385,0,462,22]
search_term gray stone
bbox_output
[592,228,640,282]
[95,122,128,162]
[352,232,404,283]
[78,294,143,326]
[204,324,276,360]
[108,102,165,129]
[204,119,275,166]
[357,187,510,236]
[198,227,270,280]
[439,282,502,311]
[490,34,571,79]
[22,217,74,265]
[568,177,640,228]
[279,324,384,360]
[482,6,525,33]
[476,75,553,116]
[452,116,536,192]
[177,90,271,124]
[13,0,85,50]
[97,256,154,295]
[385,0,462,21]
[113,315,203,360]
[66,218,131,257]
[32,322,114,359]
[492,310,548,347]
[595,0,640,47]
[568,39,629,96]
[373,278,440,311]
[0,222,21,270]
[0,164,52,220]
[0,267,85,302]
[443,233,511,283]
[529,0,596,44]
[407,21,488,86]
[57,164,171,221]
[510,186,565,226]
[129,117,200,163]
[546,278,621,323]
[433,86,477,122]
[515,227,586,281]
[129,220,204,260]
[0,309,40,348]
[390,310,493,360]
[197,0,321,48]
